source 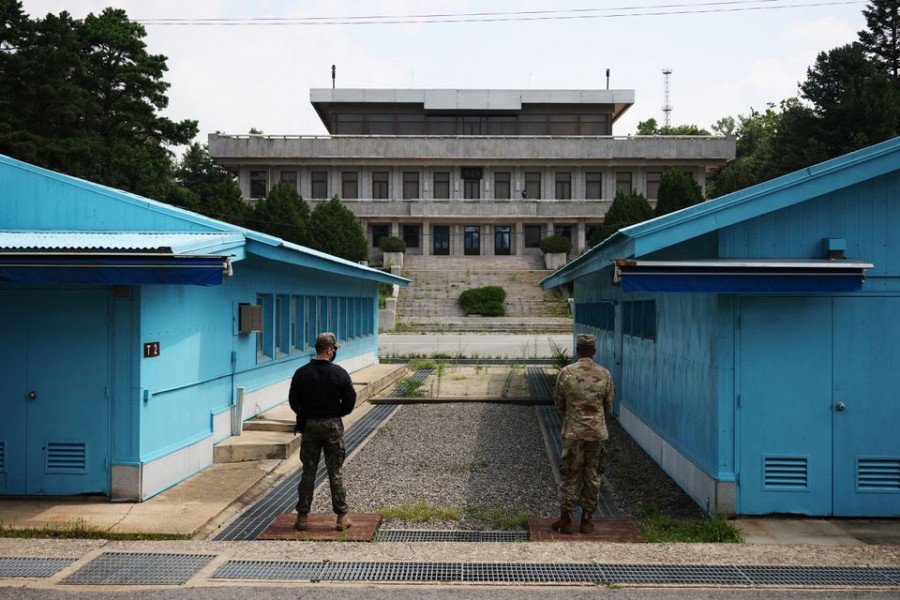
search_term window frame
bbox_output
[372,171,389,199]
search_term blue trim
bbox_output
[0,255,226,285]
[622,274,864,293]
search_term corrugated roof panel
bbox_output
[0,231,243,253]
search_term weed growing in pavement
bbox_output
[548,337,571,371]
[0,519,190,541]
[637,508,743,543]
[408,358,436,371]
[465,506,532,530]
[378,502,461,523]
[395,378,427,397]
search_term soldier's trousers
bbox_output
[559,438,607,513]
[295,418,348,515]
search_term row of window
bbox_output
[250,169,666,200]
[255,294,374,362]
[371,223,592,251]
[330,112,612,136]
[575,300,657,341]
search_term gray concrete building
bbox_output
[208,88,735,263]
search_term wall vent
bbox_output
[857,458,900,492]
[239,303,263,334]
[0,441,5,472]
[45,443,87,473]
[764,456,808,489]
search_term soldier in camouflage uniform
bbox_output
[552,333,615,534]
[289,332,357,531]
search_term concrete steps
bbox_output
[213,363,407,464]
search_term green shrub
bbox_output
[459,286,507,316]
[378,236,407,252]
[539,234,571,254]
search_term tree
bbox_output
[858,0,900,81]
[169,143,248,226]
[308,196,368,262]
[0,4,196,199]
[654,169,703,217]
[248,182,310,245]
[595,190,653,243]
[636,118,711,136]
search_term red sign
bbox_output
[143,342,160,358]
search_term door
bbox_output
[0,292,111,495]
[832,297,900,516]
[494,225,511,256]
[464,226,480,256]
[433,225,449,256]
[738,297,833,515]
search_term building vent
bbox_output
[0,441,5,472]
[764,456,808,489]
[857,458,900,492]
[239,303,263,334]
[45,443,87,473]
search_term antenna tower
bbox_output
[662,68,673,127]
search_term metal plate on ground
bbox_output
[529,517,644,542]
[259,512,381,541]
[374,529,528,543]
[0,557,74,578]
[212,560,322,581]
[601,564,750,585]
[322,561,464,582]
[61,552,214,585]
[740,565,899,587]
[464,562,601,583]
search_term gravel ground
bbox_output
[310,398,706,530]
[310,403,559,528]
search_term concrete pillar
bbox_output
[576,221,586,254]
[515,222,525,255]
[421,219,431,256]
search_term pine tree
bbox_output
[858,0,900,81]
[307,196,368,262]
[248,182,310,245]
[654,170,704,217]
[596,190,653,243]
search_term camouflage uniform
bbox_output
[295,418,348,515]
[554,345,615,514]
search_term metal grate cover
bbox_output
[375,529,528,543]
[212,560,322,581]
[0,557,74,578]
[62,552,214,585]
[601,564,750,585]
[740,565,898,587]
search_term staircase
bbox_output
[395,254,572,333]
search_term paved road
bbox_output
[379,332,572,359]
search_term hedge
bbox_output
[539,234,571,254]
[378,236,407,252]
[459,286,507,316]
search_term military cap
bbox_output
[315,332,341,349]
[576,333,596,347]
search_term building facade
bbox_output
[542,137,900,517]
[209,89,735,263]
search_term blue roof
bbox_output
[542,135,900,290]
[0,154,408,287]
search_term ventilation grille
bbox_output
[858,458,900,492]
[764,456,808,489]
[239,304,263,334]
[45,443,87,473]
[0,440,5,473]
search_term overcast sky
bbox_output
[25,0,867,140]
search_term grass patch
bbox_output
[465,506,532,530]
[379,502,461,523]
[637,510,743,543]
[394,377,427,397]
[408,358,436,370]
[0,519,190,541]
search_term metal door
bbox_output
[433,225,449,255]
[494,225,511,255]
[832,297,900,516]
[1,292,111,495]
[738,297,833,515]
[0,295,28,494]
[464,226,480,256]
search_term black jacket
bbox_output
[288,359,356,431]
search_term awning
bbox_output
[613,259,874,293]
[0,253,231,286]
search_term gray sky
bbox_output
[26,1,867,140]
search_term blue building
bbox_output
[542,137,900,517]
[0,154,407,501]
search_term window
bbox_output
[524,224,542,248]
[334,113,364,134]
[397,115,426,135]
[555,172,572,200]
[623,300,657,341]
[615,172,633,196]
[402,224,420,248]
[555,224,573,241]
[341,171,358,199]
[371,223,389,248]
[494,171,511,200]
[646,171,662,199]
[276,295,291,357]
[586,172,603,199]
[367,113,394,135]
[402,172,419,200]
[311,170,328,198]
[524,172,541,199]
[585,225,601,244]
[250,171,267,199]
[494,225,511,255]
[464,179,480,200]
[433,172,450,199]
[372,171,389,199]
[256,294,274,361]
[464,225,480,255]
[549,115,579,135]
[280,171,298,189]
[576,301,615,332]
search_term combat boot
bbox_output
[551,509,574,534]
[336,513,353,531]
[580,510,594,534]
[294,513,308,531]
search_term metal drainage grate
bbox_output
[601,564,751,585]
[322,561,464,582]
[740,565,898,587]
[388,368,433,397]
[62,552,215,586]
[882,568,900,585]
[374,529,528,543]
[0,557,74,578]
[214,402,399,541]
[212,560,322,581]
[464,562,600,583]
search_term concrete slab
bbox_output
[213,431,300,463]
[259,512,381,541]
[529,517,645,543]
[736,518,900,545]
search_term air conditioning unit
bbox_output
[239,303,263,334]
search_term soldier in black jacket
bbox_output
[289,332,357,531]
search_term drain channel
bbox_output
[63,552,214,585]
[0,557,74,578]
[374,530,528,542]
